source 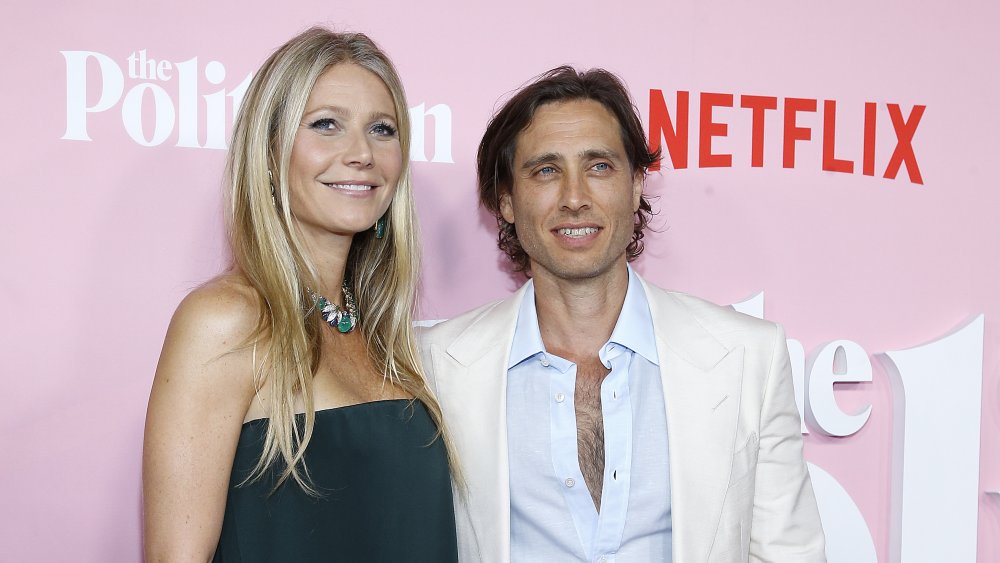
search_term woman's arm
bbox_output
[142,280,260,562]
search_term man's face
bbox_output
[500,99,643,283]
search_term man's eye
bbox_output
[593,162,610,171]
[371,121,398,137]
[538,166,556,175]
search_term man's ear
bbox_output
[500,191,515,224]
[632,172,644,212]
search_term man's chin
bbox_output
[527,256,627,284]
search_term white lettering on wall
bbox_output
[808,463,878,563]
[882,315,984,563]
[62,50,452,156]
[409,102,454,163]
[121,83,175,146]
[62,51,123,142]
[733,294,985,563]
[807,340,873,437]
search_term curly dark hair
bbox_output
[476,66,660,273]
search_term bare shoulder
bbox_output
[171,274,261,343]
[156,273,263,399]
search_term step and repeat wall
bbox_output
[3,1,997,561]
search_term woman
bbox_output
[142,28,458,562]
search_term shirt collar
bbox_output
[509,279,545,369]
[606,265,659,365]
[508,266,659,369]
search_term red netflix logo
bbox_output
[648,90,925,185]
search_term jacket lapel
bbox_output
[430,286,528,563]
[643,280,746,563]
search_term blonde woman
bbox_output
[142,28,458,562]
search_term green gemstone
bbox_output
[338,315,354,333]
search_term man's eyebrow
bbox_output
[581,148,622,161]
[520,152,561,170]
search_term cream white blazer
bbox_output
[419,276,826,563]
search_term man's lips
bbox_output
[553,225,601,238]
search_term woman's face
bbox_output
[286,63,402,246]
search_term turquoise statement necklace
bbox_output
[310,281,358,333]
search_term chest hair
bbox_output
[574,358,610,512]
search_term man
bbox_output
[420,66,826,562]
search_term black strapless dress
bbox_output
[213,399,458,562]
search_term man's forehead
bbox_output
[513,99,625,162]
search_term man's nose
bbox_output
[559,171,591,211]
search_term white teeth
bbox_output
[330,184,372,191]
[558,227,598,237]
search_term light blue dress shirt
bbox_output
[506,268,673,563]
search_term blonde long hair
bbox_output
[227,27,451,492]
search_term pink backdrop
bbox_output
[3,1,997,561]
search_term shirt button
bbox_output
[540,357,550,367]
[565,477,576,488]
[598,557,607,563]
[554,392,565,403]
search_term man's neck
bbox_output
[532,261,630,360]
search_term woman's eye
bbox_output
[371,121,398,137]
[309,118,339,131]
